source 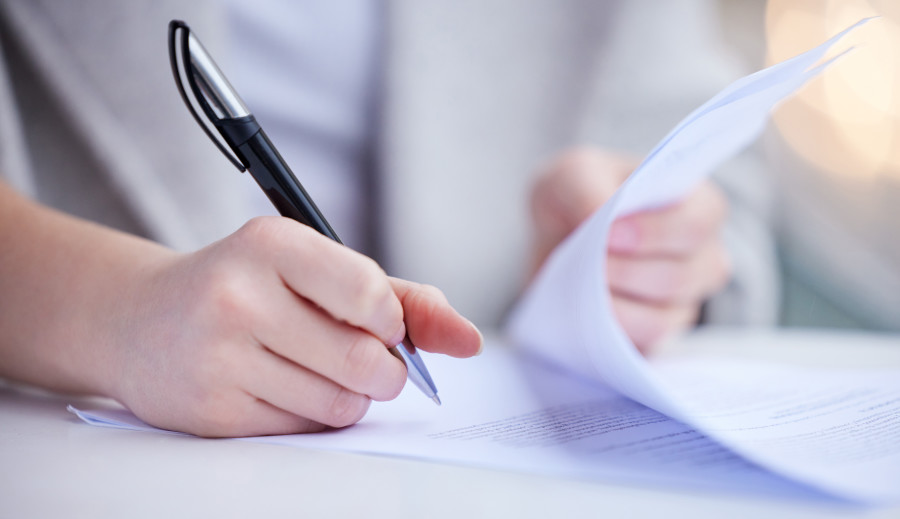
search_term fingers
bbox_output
[241,345,373,430]
[603,181,730,351]
[608,181,727,257]
[191,396,329,438]
[244,276,480,434]
[240,399,329,436]
[607,237,731,305]
[607,236,730,352]
[118,215,492,438]
[229,217,406,346]
[133,217,487,438]
[253,287,406,402]
[389,278,483,358]
[612,297,700,354]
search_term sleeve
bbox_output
[0,20,36,197]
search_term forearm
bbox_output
[0,182,175,395]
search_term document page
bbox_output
[507,18,873,415]
[505,16,900,504]
[69,345,830,501]
[655,360,900,502]
[71,344,900,503]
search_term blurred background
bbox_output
[721,0,899,331]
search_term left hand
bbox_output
[530,148,732,353]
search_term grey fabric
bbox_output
[0,0,779,330]
[770,138,900,331]
[0,0,253,250]
[379,0,778,327]
[0,35,33,198]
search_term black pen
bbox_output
[168,20,440,405]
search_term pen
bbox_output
[167,20,441,405]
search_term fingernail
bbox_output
[470,321,485,356]
[609,220,639,252]
[388,322,407,346]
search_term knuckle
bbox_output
[233,216,285,251]
[418,283,448,302]
[381,366,407,401]
[200,266,254,326]
[348,258,392,317]
[325,387,370,427]
[364,359,406,402]
[402,283,445,328]
[413,283,449,311]
[342,335,382,387]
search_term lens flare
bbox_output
[766,0,900,180]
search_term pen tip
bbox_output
[432,395,442,406]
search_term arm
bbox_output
[0,181,481,436]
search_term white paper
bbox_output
[69,347,834,501]
[70,345,900,503]
[506,18,872,415]
[71,18,899,505]
[506,16,900,504]
[653,359,900,502]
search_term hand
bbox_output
[107,217,482,437]
[530,148,731,352]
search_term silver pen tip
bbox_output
[432,394,442,406]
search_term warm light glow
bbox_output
[766,0,900,180]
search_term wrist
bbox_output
[92,242,181,403]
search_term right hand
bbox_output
[106,217,482,437]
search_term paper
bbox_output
[70,345,900,503]
[504,15,900,504]
[653,359,900,502]
[69,346,834,501]
[71,18,900,504]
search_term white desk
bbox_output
[2,329,899,519]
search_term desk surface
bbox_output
[3,328,900,519]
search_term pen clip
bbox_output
[168,20,247,172]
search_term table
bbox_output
[2,328,899,518]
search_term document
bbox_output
[69,345,899,503]
[504,15,900,504]
[71,18,900,504]
[69,346,835,500]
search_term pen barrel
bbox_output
[219,117,341,244]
